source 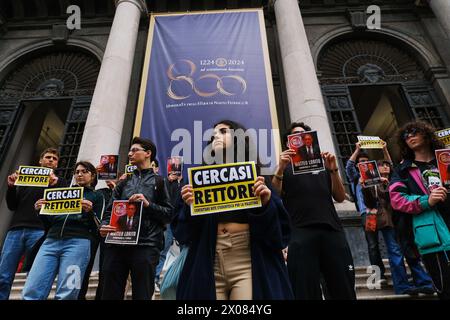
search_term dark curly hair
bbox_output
[397,121,444,161]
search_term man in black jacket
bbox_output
[0,148,66,300]
[100,137,174,300]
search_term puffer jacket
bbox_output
[102,168,174,249]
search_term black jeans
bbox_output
[422,251,450,300]
[287,226,356,300]
[101,245,160,300]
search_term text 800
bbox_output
[221,304,271,315]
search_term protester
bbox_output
[389,121,450,299]
[22,161,103,300]
[92,179,119,300]
[154,171,184,292]
[99,137,174,300]
[0,148,66,300]
[272,122,356,300]
[173,120,293,300]
[362,160,435,295]
[346,141,392,284]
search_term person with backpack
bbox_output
[389,121,450,299]
[99,137,174,300]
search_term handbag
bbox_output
[160,246,189,300]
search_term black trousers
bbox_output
[287,226,356,300]
[94,239,106,300]
[101,245,160,300]
[422,251,450,300]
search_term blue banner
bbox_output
[135,9,280,177]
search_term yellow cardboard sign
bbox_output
[435,128,450,148]
[40,187,83,215]
[125,164,137,176]
[357,136,383,149]
[14,166,52,187]
[188,161,261,216]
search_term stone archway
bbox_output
[317,36,449,179]
[0,49,100,178]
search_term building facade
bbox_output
[1,0,449,265]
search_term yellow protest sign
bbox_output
[14,166,52,187]
[357,136,383,149]
[188,161,261,216]
[40,187,83,215]
[435,128,450,148]
[125,164,137,176]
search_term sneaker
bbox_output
[417,286,435,295]
[402,287,420,296]
[155,282,161,293]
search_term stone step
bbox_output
[357,293,438,300]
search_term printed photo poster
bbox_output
[40,187,83,215]
[436,149,450,191]
[287,131,324,174]
[358,160,382,187]
[435,128,450,148]
[105,200,143,245]
[357,136,383,149]
[14,166,52,187]
[167,156,183,177]
[188,161,261,216]
[125,164,137,176]
[97,155,119,180]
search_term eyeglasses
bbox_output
[402,128,421,140]
[129,148,146,153]
[75,169,90,175]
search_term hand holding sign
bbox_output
[81,199,93,212]
[279,149,296,171]
[34,199,48,210]
[322,152,338,171]
[99,225,117,237]
[128,193,150,208]
[181,185,194,206]
[253,176,271,206]
[49,172,59,186]
[428,187,448,207]
[7,172,18,187]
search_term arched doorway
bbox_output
[318,36,449,185]
[0,49,100,179]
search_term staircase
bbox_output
[354,259,437,300]
[8,260,437,300]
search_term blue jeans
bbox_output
[0,228,45,300]
[22,237,91,300]
[381,228,433,294]
[155,226,173,283]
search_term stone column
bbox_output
[76,0,147,181]
[428,0,450,39]
[273,0,336,155]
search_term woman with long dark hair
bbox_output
[172,120,293,300]
[23,161,104,300]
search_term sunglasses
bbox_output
[402,128,421,141]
